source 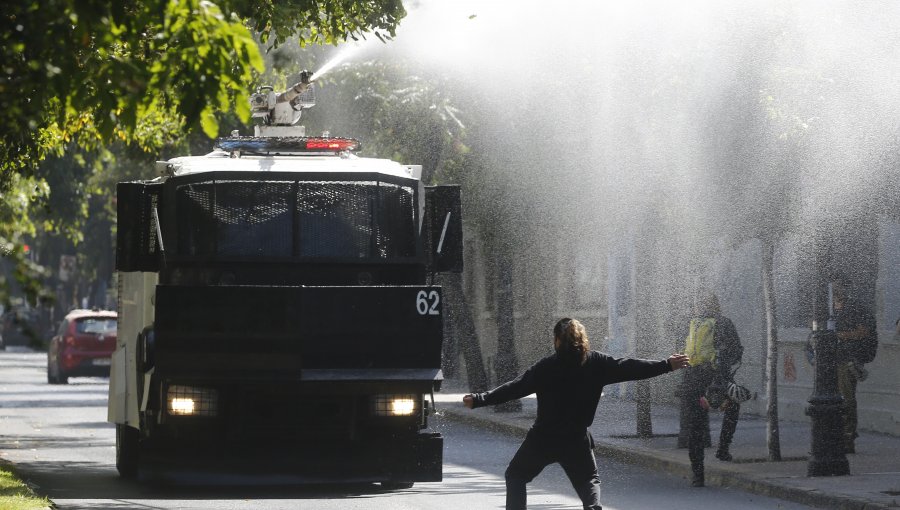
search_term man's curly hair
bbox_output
[554,318,590,366]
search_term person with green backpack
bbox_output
[680,291,744,487]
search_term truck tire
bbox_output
[381,482,414,490]
[116,424,140,478]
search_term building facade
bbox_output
[454,213,900,435]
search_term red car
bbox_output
[47,309,117,384]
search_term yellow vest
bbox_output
[685,318,717,366]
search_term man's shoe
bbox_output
[691,474,705,487]
[715,449,733,462]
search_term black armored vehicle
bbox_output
[109,74,462,486]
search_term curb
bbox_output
[439,407,896,510]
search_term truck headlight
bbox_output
[167,385,219,417]
[372,394,418,417]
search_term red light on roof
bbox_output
[305,138,359,151]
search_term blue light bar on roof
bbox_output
[215,136,361,153]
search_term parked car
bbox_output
[47,309,117,384]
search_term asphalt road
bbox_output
[0,350,821,509]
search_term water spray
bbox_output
[310,42,365,82]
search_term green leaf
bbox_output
[234,91,251,122]
[200,106,218,138]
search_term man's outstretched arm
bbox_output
[463,365,539,409]
[602,353,689,385]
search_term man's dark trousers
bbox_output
[505,428,602,510]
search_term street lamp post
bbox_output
[806,254,849,476]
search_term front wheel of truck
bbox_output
[381,482,414,490]
[116,424,140,478]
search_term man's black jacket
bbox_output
[470,351,671,435]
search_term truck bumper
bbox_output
[138,431,443,485]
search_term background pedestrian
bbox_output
[679,291,744,487]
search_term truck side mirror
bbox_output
[116,182,164,272]
[424,185,463,273]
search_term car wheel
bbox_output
[56,359,69,385]
[381,482,414,490]
[116,424,140,479]
[47,354,60,384]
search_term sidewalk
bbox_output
[435,385,900,510]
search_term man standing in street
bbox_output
[463,318,689,510]
[833,276,878,454]
[680,291,744,487]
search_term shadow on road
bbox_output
[0,434,112,451]
[0,398,109,408]
[23,460,432,503]
[59,421,115,429]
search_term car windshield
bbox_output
[76,318,117,335]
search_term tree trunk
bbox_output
[441,292,460,380]
[494,239,521,412]
[762,239,782,461]
[441,272,490,391]
[636,380,653,437]
[633,218,658,438]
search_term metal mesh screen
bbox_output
[176,183,213,256]
[297,182,375,258]
[370,394,418,416]
[376,182,416,258]
[116,182,163,271]
[215,181,293,257]
[167,384,219,417]
[175,179,415,259]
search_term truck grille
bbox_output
[234,388,355,441]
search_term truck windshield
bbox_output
[175,180,417,260]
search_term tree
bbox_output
[760,237,781,460]
[0,0,406,307]
[1,0,405,181]
[0,174,51,305]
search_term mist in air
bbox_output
[305,1,900,362]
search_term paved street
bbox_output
[437,383,900,510]
[1,350,822,509]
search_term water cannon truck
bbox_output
[109,72,462,487]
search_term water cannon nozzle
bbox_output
[248,70,316,126]
[280,70,314,104]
